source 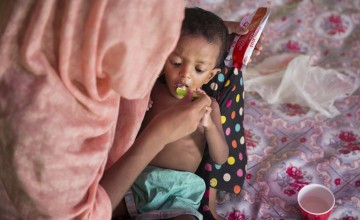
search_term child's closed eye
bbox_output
[171,61,181,67]
[195,68,205,73]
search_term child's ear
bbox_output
[205,68,221,84]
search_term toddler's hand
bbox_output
[200,105,212,128]
[191,89,213,128]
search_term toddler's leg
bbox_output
[208,187,225,220]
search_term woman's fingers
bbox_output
[253,34,264,55]
[224,21,248,35]
[225,20,265,58]
[192,93,211,113]
[151,90,214,146]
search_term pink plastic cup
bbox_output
[297,184,335,220]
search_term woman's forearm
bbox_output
[100,120,166,210]
[101,96,212,210]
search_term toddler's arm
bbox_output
[201,95,229,165]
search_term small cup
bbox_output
[297,184,335,220]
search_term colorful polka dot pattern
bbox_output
[197,66,247,195]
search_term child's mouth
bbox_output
[174,83,199,100]
[175,83,188,97]
[175,83,188,88]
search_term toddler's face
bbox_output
[163,35,220,99]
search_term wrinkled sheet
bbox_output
[0,1,183,219]
[244,54,358,118]
[187,0,360,219]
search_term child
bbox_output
[115,7,229,220]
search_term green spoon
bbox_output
[176,87,199,100]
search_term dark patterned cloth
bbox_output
[197,66,247,218]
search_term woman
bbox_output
[0,1,258,219]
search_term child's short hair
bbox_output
[182,7,228,68]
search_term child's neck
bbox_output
[157,74,166,84]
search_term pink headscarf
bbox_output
[0,0,183,219]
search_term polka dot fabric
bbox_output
[196,66,247,195]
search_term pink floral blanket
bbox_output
[187,0,360,219]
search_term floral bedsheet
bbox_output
[187,0,360,219]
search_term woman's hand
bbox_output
[149,88,212,145]
[224,20,249,35]
[224,20,264,57]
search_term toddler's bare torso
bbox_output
[143,80,206,173]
